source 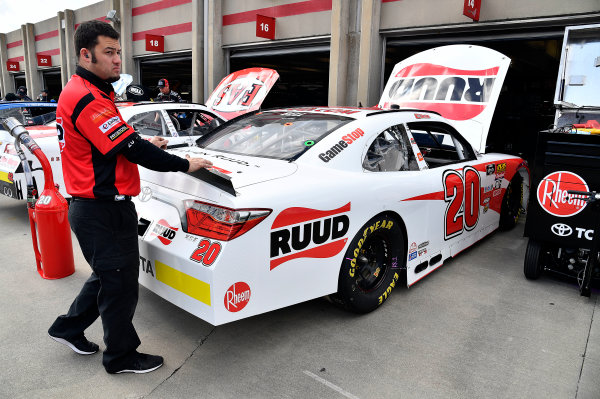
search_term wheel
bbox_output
[333,214,404,313]
[524,239,544,280]
[499,172,524,230]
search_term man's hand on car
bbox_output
[150,136,168,149]
[186,154,213,172]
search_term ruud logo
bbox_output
[551,223,572,237]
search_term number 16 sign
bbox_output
[256,15,275,40]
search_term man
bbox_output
[38,88,49,102]
[155,78,183,102]
[16,86,32,101]
[47,20,212,374]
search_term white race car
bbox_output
[0,68,279,200]
[132,45,530,326]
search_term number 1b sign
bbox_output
[256,14,275,40]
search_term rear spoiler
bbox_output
[187,167,236,196]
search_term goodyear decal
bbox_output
[270,203,351,270]
[155,260,211,305]
[348,218,395,277]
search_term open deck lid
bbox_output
[378,45,510,153]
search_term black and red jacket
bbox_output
[58,67,188,198]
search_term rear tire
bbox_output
[499,172,524,230]
[524,239,544,280]
[333,214,404,313]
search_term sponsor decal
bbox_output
[418,241,429,249]
[290,107,360,115]
[483,197,490,213]
[99,116,120,133]
[486,164,495,175]
[409,242,417,261]
[139,255,155,276]
[0,155,19,169]
[270,203,351,270]
[56,117,65,152]
[108,124,129,141]
[537,171,588,217]
[417,152,424,162]
[319,128,365,162]
[495,163,506,173]
[138,186,152,202]
[418,248,427,256]
[493,189,502,197]
[224,282,251,312]
[91,107,116,123]
[150,219,178,245]
[550,223,594,240]
[414,113,430,119]
[185,234,199,243]
[494,177,502,189]
[383,63,500,120]
[190,239,222,266]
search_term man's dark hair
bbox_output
[74,20,119,58]
[4,93,18,101]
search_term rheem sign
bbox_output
[37,55,52,67]
[463,0,482,21]
[7,61,19,71]
[256,14,275,40]
[146,34,164,53]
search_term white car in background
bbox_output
[131,45,530,326]
[0,68,279,200]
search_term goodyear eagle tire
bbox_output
[499,172,524,230]
[334,214,404,313]
[524,238,544,280]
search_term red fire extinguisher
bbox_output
[1,117,74,279]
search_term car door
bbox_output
[406,121,495,263]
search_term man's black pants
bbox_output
[48,199,141,370]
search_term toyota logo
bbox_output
[551,223,573,237]
[138,186,152,202]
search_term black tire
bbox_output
[333,214,404,313]
[499,172,524,230]
[524,239,543,280]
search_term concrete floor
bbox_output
[0,194,598,399]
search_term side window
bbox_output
[127,111,168,137]
[363,124,418,172]
[176,111,221,137]
[407,122,474,168]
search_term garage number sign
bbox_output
[256,14,275,40]
[146,34,164,53]
[7,61,19,71]
[37,55,52,67]
[463,0,481,21]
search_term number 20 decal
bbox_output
[443,166,481,240]
[190,239,222,266]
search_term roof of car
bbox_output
[0,101,57,109]
[260,106,442,119]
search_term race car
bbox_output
[132,45,530,326]
[0,68,278,200]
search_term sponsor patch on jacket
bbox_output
[98,116,121,134]
[91,107,117,123]
[108,124,129,141]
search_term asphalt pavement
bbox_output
[0,194,598,399]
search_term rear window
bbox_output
[0,105,57,126]
[196,111,352,160]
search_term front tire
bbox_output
[499,172,524,230]
[333,214,404,313]
[524,238,544,280]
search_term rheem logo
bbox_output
[224,282,251,312]
[537,171,588,217]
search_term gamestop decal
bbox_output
[537,171,588,217]
[224,282,251,312]
[150,219,178,245]
[270,203,351,270]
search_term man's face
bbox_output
[84,35,122,82]
[159,85,170,94]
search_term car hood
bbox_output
[205,68,279,121]
[138,147,297,199]
[378,45,510,153]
